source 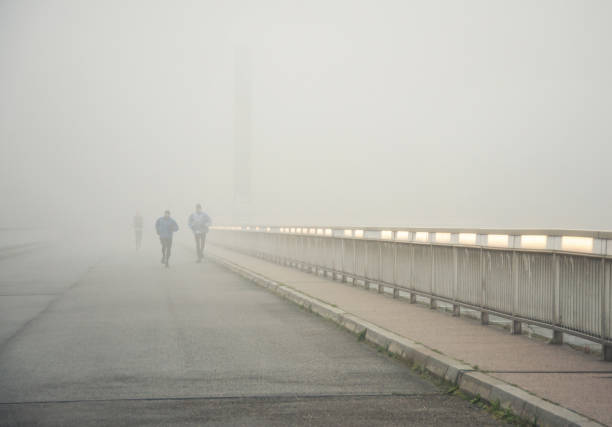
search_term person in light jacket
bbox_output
[188,203,211,262]
[155,210,179,267]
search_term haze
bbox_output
[1,0,611,233]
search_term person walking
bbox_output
[133,212,143,250]
[155,210,179,267]
[188,203,211,262]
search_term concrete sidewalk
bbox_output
[208,245,612,426]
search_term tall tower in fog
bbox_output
[233,48,252,225]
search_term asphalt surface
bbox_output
[0,238,503,426]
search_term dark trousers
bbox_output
[195,233,207,259]
[160,237,173,261]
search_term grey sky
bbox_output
[1,0,610,231]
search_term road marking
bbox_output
[0,392,443,406]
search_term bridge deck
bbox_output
[0,241,501,426]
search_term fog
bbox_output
[1,0,611,234]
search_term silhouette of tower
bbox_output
[233,48,252,225]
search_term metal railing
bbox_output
[209,226,612,360]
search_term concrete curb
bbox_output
[208,252,603,427]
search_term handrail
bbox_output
[212,225,612,238]
[211,225,612,258]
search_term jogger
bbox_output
[188,203,211,262]
[155,210,179,267]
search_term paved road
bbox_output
[0,239,502,426]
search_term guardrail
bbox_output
[209,226,612,361]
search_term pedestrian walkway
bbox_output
[208,245,612,426]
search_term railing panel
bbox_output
[311,237,319,266]
[333,238,344,272]
[257,233,266,255]
[292,236,301,264]
[278,234,288,259]
[516,253,554,322]
[432,246,454,298]
[304,236,315,266]
[316,237,325,267]
[381,242,395,284]
[354,240,367,278]
[309,237,320,267]
[322,238,335,270]
[343,239,356,275]
[484,251,513,314]
[287,235,296,262]
[396,244,412,289]
[365,241,380,282]
[413,245,432,293]
[559,256,602,336]
[456,247,481,306]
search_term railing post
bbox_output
[352,239,357,286]
[551,253,563,344]
[430,244,437,309]
[409,244,416,303]
[294,237,299,269]
[602,258,611,361]
[331,236,337,280]
[452,246,460,316]
[313,237,318,274]
[511,251,522,335]
[378,243,383,294]
[480,248,489,325]
[364,240,369,290]
[481,312,490,325]
[340,238,346,283]
[393,242,399,298]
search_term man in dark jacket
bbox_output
[155,210,179,267]
[188,203,211,262]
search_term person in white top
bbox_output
[188,203,212,262]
